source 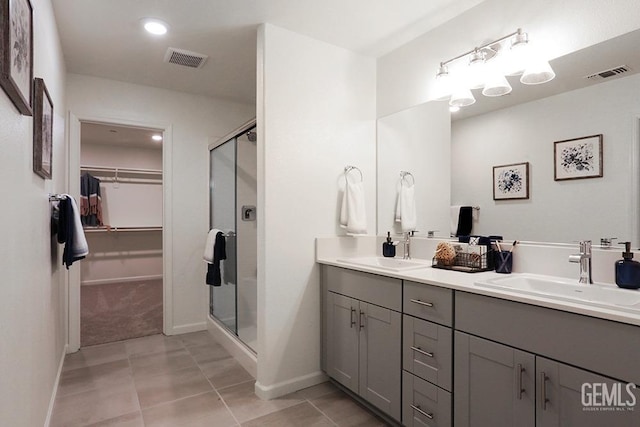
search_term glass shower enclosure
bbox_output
[209,123,257,352]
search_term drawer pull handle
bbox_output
[540,372,549,410]
[411,346,434,358]
[350,307,356,328]
[410,299,434,308]
[359,311,365,330]
[410,404,434,420]
[517,364,525,400]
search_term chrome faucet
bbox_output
[402,232,411,260]
[569,240,593,284]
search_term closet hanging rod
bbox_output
[81,165,163,175]
[84,226,163,233]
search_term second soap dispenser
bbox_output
[615,242,640,289]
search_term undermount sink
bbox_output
[475,273,640,313]
[336,256,431,272]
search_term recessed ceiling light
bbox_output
[142,18,169,35]
[449,105,460,113]
[152,134,163,141]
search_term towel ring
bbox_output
[400,171,415,186]
[344,165,363,182]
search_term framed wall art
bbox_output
[33,78,53,179]
[493,162,529,200]
[554,134,603,181]
[0,0,33,115]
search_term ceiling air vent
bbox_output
[585,65,630,81]
[164,48,208,69]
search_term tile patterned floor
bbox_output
[51,332,388,426]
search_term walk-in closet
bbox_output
[79,123,164,346]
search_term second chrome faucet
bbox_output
[569,240,593,284]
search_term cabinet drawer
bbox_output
[403,281,453,326]
[324,266,401,311]
[403,315,452,391]
[403,371,451,427]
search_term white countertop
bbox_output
[317,257,640,327]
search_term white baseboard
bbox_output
[255,370,328,400]
[168,322,207,336]
[207,315,257,378]
[44,344,68,427]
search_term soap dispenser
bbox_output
[615,242,640,289]
[383,232,396,258]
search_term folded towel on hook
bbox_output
[395,179,417,232]
[204,229,227,286]
[57,194,88,269]
[450,205,474,237]
[340,172,367,234]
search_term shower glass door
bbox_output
[209,139,237,333]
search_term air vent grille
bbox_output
[585,65,630,81]
[164,48,208,69]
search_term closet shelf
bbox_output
[84,226,163,233]
[81,165,163,176]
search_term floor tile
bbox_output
[310,390,388,427]
[51,382,140,427]
[241,401,335,427]
[86,411,145,427]
[187,341,233,364]
[297,381,339,400]
[129,348,197,380]
[142,391,237,427]
[134,365,213,408]
[178,330,217,348]
[57,359,133,397]
[63,341,128,372]
[125,334,184,357]
[218,380,304,424]
[200,356,254,390]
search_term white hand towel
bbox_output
[396,183,417,232]
[450,205,462,237]
[203,228,222,263]
[66,195,88,258]
[340,174,367,234]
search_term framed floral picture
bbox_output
[33,78,53,179]
[554,134,603,181]
[493,162,529,200]
[0,0,33,115]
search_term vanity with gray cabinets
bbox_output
[320,264,640,427]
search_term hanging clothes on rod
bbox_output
[80,172,103,226]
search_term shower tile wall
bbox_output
[81,279,163,346]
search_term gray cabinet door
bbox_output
[537,356,640,427]
[359,302,402,421]
[454,332,535,427]
[326,291,359,393]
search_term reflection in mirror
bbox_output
[376,101,450,237]
[377,29,640,244]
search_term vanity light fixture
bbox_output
[142,18,169,35]
[434,28,555,108]
[152,134,163,141]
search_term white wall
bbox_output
[377,0,640,117]
[0,0,67,425]
[256,24,376,398]
[66,73,255,334]
[452,73,640,243]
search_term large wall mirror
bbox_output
[377,28,640,244]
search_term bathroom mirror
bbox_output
[377,29,640,244]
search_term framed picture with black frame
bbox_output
[554,134,603,181]
[0,0,33,115]
[493,162,530,200]
[33,77,53,179]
